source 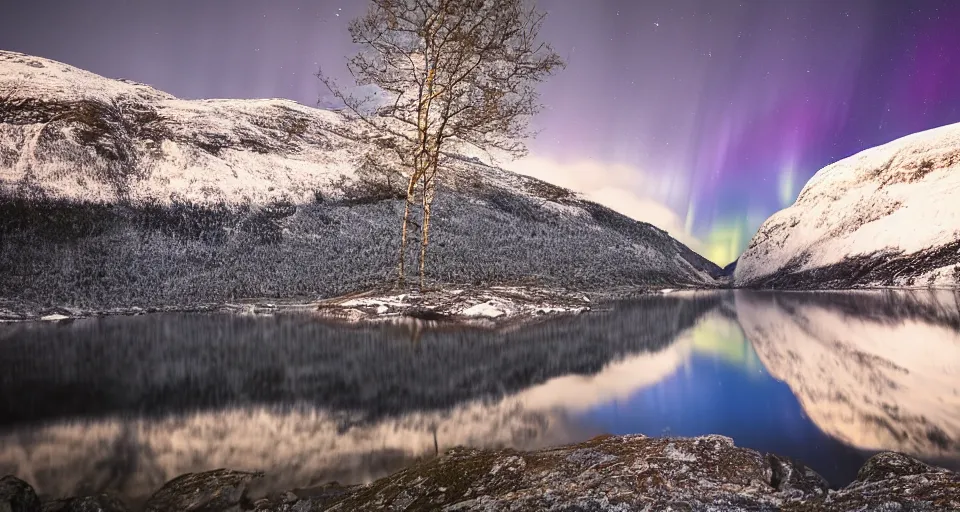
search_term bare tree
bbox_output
[319,0,563,289]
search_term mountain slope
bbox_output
[735,123,960,288]
[0,51,719,312]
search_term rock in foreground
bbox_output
[4,435,959,511]
[823,452,960,510]
[306,434,825,511]
[735,122,960,289]
[143,469,262,512]
[41,494,129,512]
[258,435,956,511]
[0,475,41,512]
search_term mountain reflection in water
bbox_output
[0,290,958,505]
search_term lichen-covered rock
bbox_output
[766,454,829,498]
[252,485,358,512]
[805,452,960,511]
[273,434,822,511]
[142,469,262,512]
[40,494,128,512]
[0,475,41,512]
[243,438,960,512]
[4,439,959,511]
[854,451,942,483]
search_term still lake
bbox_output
[1,290,958,504]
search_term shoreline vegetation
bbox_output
[3,434,958,511]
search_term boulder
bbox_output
[814,452,960,511]
[0,476,40,512]
[40,494,128,512]
[143,469,262,512]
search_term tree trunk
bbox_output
[418,168,437,290]
[397,172,420,287]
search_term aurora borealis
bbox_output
[529,0,960,264]
[2,0,959,264]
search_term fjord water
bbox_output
[1,291,958,504]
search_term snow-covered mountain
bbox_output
[735,123,960,288]
[736,290,960,462]
[0,51,719,311]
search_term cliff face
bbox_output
[735,122,960,289]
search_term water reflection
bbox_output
[577,311,876,486]
[736,290,960,460]
[0,290,957,504]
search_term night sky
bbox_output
[3,0,960,264]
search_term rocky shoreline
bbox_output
[0,284,696,327]
[2,434,957,511]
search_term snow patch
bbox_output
[316,286,593,325]
[39,314,70,321]
[461,300,507,318]
[339,295,412,309]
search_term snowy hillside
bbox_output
[0,51,719,311]
[0,51,365,204]
[737,291,960,461]
[735,123,960,288]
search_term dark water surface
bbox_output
[1,290,958,505]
